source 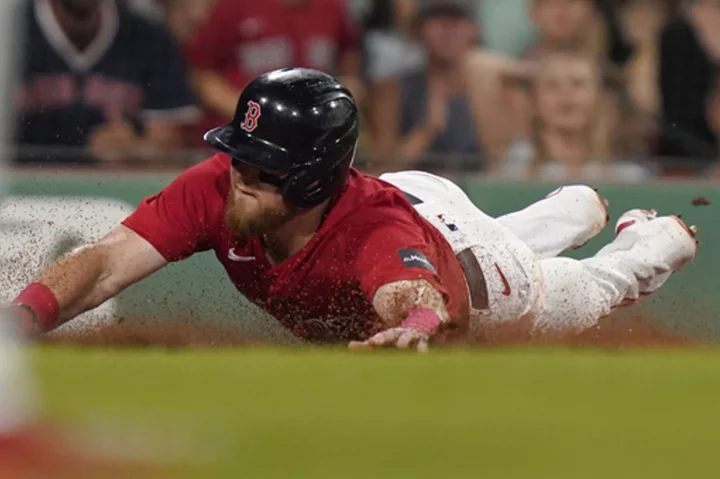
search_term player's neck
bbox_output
[262,200,331,263]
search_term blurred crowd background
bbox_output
[12,0,720,182]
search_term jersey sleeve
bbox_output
[121,165,216,262]
[354,222,450,304]
[184,0,235,71]
[141,24,199,122]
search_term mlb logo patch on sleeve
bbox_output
[397,248,437,274]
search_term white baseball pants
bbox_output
[379,171,697,341]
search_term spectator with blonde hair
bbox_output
[503,50,652,181]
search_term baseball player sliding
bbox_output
[4,68,697,351]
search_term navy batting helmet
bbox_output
[204,67,359,209]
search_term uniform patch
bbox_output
[398,248,437,274]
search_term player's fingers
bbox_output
[349,332,394,349]
[367,329,402,347]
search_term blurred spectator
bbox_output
[525,0,601,60]
[618,0,676,117]
[526,0,638,65]
[123,0,164,22]
[163,0,215,43]
[514,0,649,156]
[368,0,519,171]
[184,0,362,148]
[362,0,424,82]
[478,0,536,57]
[16,0,198,165]
[658,0,720,173]
[125,0,216,43]
[509,0,600,147]
[601,0,677,161]
[503,50,652,182]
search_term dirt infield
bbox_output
[39,307,703,350]
[571,312,696,348]
[42,320,262,348]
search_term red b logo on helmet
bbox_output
[240,101,261,132]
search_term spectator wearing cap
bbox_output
[369,0,519,171]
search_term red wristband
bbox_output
[400,307,443,336]
[12,283,60,335]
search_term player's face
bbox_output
[532,0,593,45]
[225,162,294,239]
[534,54,598,133]
[421,16,476,65]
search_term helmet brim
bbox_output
[204,124,293,172]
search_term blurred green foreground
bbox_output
[32,346,720,478]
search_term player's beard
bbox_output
[225,191,295,241]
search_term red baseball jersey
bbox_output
[122,154,470,343]
[184,0,359,137]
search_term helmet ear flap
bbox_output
[280,167,323,208]
[279,141,357,209]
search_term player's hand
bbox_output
[348,327,430,353]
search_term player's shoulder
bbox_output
[331,169,424,230]
[344,169,405,204]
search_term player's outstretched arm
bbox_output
[7,225,168,337]
[349,279,450,353]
